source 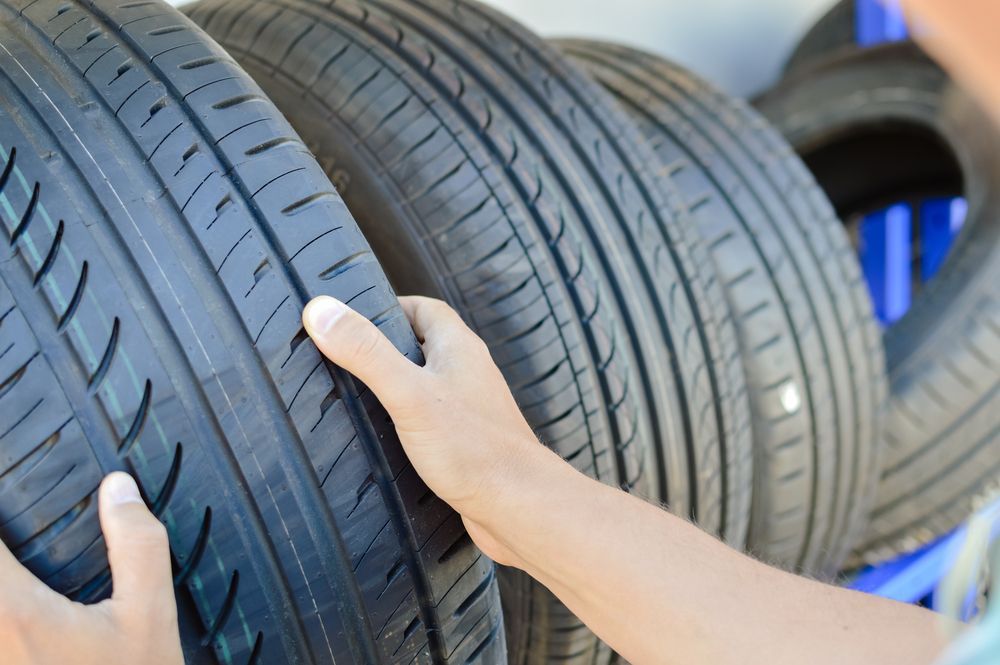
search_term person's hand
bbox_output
[302,295,550,563]
[2,472,184,665]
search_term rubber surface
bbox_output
[187,0,754,661]
[757,43,1000,563]
[783,0,855,74]
[0,1,503,662]
[561,39,887,576]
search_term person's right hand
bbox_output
[302,295,547,562]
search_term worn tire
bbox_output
[0,1,504,663]
[188,0,753,661]
[561,39,887,576]
[757,43,1000,563]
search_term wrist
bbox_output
[460,441,574,567]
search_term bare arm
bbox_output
[304,295,953,665]
[476,450,950,665]
[902,0,1000,124]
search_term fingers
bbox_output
[98,473,174,609]
[303,296,424,409]
[398,296,479,359]
[399,296,462,341]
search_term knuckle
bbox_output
[405,294,431,308]
[443,305,468,328]
[425,297,458,322]
[415,294,442,307]
[426,296,451,312]
[458,328,490,356]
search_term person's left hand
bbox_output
[1,472,184,665]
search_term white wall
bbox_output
[172,0,839,97]
[481,0,838,96]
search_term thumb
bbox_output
[98,472,174,608]
[302,296,423,410]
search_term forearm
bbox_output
[480,444,952,665]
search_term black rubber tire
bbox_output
[0,1,504,663]
[757,43,1000,564]
[187,0,754,661]
[783,0,855,74]
[560,39,887,576]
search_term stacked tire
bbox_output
[558,40,886,577]
[2,1,956,664]
[185,0,893,658]
[758,2,1000,564]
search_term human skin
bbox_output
[0,473,184,665]
[301,295,953,665]
[0,1,990,660]
[0,296,955,665]
[901,0,1000,124]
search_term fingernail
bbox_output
[306,296,347,334]
[105,472,144,506]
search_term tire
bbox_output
[757,43,1000,564]
[560,39,887,576]
[0,1,504,663]
[784,0,855,74]
[187,0,753,661]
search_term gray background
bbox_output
[171,0,840,97]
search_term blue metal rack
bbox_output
[856,0,908,47]
[858,198,967,326]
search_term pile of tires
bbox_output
[3,0,986,663]
[557,38,886,580]
[186,1,758,661]
[757,0,1000,564]
[0,1,501,662]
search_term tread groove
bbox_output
[32,218,63,287]
[55,260,88,333]
[87,317,120,393]
[10,182,40,247]
[201,570,239,647]
[174,506,212,587]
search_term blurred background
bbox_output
[169,0,838,96]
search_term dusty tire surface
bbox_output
[757,43,1000,563]
[0,1,503,663]
[562,39,887,576]
[188,0,753,661]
